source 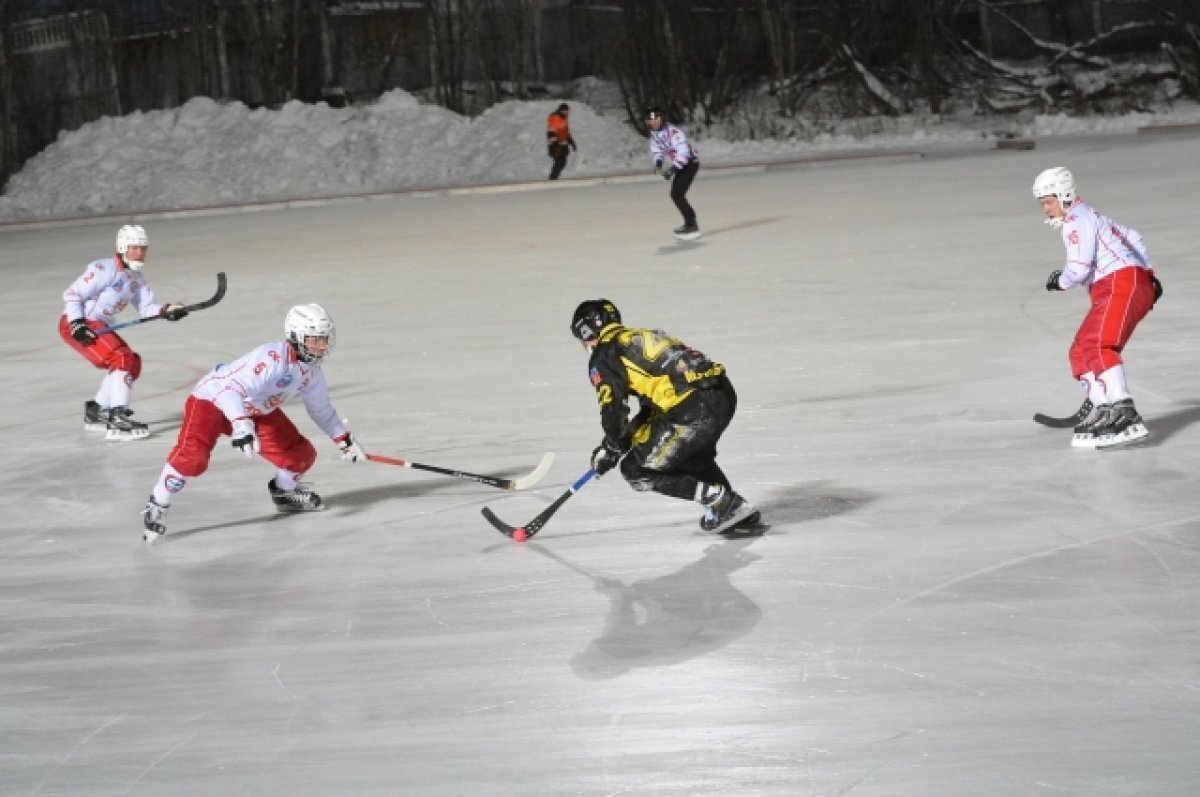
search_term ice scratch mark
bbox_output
[30,716,123,796]
[126,733,196,791]
[842,512,1200,636]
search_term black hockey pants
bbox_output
[669,159,700,226]
[548,144,570,180]
[619,375,735,501]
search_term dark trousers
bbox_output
[619,376,736,501]
[548,144,569,180]
[670,159,700,226]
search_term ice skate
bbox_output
[268,478,325,512]
[84,400,109,432]
[142,497,168,543]
[673,223,701,241]
[1094,399,1149,450]
[1070,403,1112,449]
[699,485,760,534]
[106,407,149,441]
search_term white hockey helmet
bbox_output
[285,303,336,365]
[1031,167,1077,208]
[116,224,149,270]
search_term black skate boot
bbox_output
[1070,403,1112,449]
[268,478,325,512]
[673,223,701,241]
[106,407,149,441]
[1093,399,1149,449]
[699,484,760,533]
[142,497,169,543]
[84,400,109,432]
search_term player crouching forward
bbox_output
[1033,167,1161,450]
[60,224,190,441]
[571,299,759,534]
[141,304,365,543]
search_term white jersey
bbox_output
[192,339,347,440]
[62,257,164,323]
[1058,199,1152,290]
[649,123,698,170]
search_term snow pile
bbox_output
[2,86,1199,223]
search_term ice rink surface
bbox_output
[3,131,1200,796]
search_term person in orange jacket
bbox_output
[546,103,577,180]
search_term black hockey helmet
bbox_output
[571,299,621,342]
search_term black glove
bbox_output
[568,137,577,152]
[162,303,189,322]
[1151,274,1163,303]
[591,439,624,476]
[1045,270,1064,292]
[662,164,676,180]
[70,318,97,345]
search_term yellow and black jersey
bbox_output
[586,324,725,443]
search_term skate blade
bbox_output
[674,231,701,241]
[106,428,151,441]
[143,530,164,545]
[1095,424,1149,450]
[1070,432,1100,449]
[273,502,327,513]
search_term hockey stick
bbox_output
[366,451,554,491]
[481,467,597,540]
[1033,398,1092,428]
[96,272,227,334]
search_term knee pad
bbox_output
[292,439,317,475]
[619,456,655,491]
[112,350,142,380]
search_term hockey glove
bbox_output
[69,318,98,345]
[231,418,260,457]
[1045,269,1064,291]
[335,432,366,463]
[662,164,676,180]
[591,439,624,476]
[1151,274,1163,303]
[654,158,663,175]
[162,303,189,322]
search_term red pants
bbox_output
[1069,268,1156,380]
[58,315,142,378]
[168,396,317,478]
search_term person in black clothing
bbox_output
[571,299,758,533]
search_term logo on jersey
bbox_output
[275,374,294,388]
[590,367,602,386]
[1068,229,1079,246]
[164,474,186,493]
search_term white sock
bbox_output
[274,469,302,491]
[108,370,133,408]
[152,464,186,506]
[95,374,112,408]
[1080,372,1106,406]
[1098,365,1132,403]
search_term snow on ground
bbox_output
[3,86,1200,223]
